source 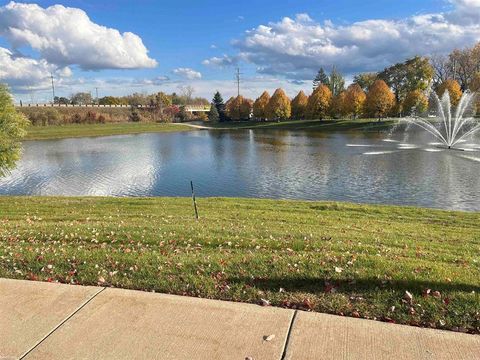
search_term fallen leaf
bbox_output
[432,291,441,298]
[334,267,343,273]
[264,334,275,342]
[260,298,270,307]
[404,291,413,303]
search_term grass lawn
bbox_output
[0,197,478,332]
[202,118,396,132]
[24,122,192,140]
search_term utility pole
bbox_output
[50,73,55,104]
[95,87,99,105]
[235,67,241,97]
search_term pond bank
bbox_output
[1,196,478,333]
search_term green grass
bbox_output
[0,197,479,333]
[203,118,396,132]
[24,122,192,140]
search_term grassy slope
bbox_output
[203,118,396,132]
[24,123,191,140]
[0,197,478,332]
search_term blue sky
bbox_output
[0,0,477,102]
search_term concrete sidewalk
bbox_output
[1,279,479,359]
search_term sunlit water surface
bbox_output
[1,129,479,211]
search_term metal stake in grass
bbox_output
[190,180,199,220]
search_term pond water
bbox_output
[1,129,479,211]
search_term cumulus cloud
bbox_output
[0,1,157,70]
[0,47,72,91]
[172,67,202,80]
[205,2,480,79]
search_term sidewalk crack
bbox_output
[19,286,106,359]
[280,310,298,360]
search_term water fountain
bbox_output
[401,90,480,151]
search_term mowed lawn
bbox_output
[24,122,192,140]
[0,197,478,333]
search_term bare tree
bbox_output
[178,85,195,104]
[430,54,451,88]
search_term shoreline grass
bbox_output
[199,118,396,132]
[24,122,192,141]
[0,196,478,333]
[23,118,396,140]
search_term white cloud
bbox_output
[205,3,480,79]
[172,67,202,80]
[0,1,157,70]
[0,47,71,90]
[202,54,238,67]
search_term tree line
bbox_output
[209,42,480,122]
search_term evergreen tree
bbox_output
[208,103,220,122]
[313,68,329,90]
[212,91,227,122]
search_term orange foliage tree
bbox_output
[330,91,348,119]
[402,90,429,116]
[226,95,253,120]
[344,84,366,119]
[306,85,332,120]
[366,80,395,120]
[436,79,462,107]
[253,91,270,120]
[291,91,308,120]
[266,88,291,120]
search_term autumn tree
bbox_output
[226,95,253,120]
[266,88,291,120]
[253,91,270,120]
[0,85,29,176]
[353,73,377,92]
[313,68,329,90]
[402,90,429,116]
[290,91,308,120]
[366,80,395,120]
[436,79,462,107]
[306,85,332,120]
[345,84,366,119]
[379,56,433,105]
[330,91,348,119]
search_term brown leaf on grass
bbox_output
[403,291,413,303]
[432,291,441,298]
[422,289,431,297]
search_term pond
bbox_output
[1,129,479,211]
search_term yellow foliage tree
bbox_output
[330,91,347,119]
[253,91,270,120]
[344,84,366,119]
[226,95,253,120]
[402,90,429,116]
[306,85,332,120]
[366,80,395,120]
[291,91,309,120]
[266,88,291,120]
[436,79,462,107]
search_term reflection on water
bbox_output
[0,130,479,211]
